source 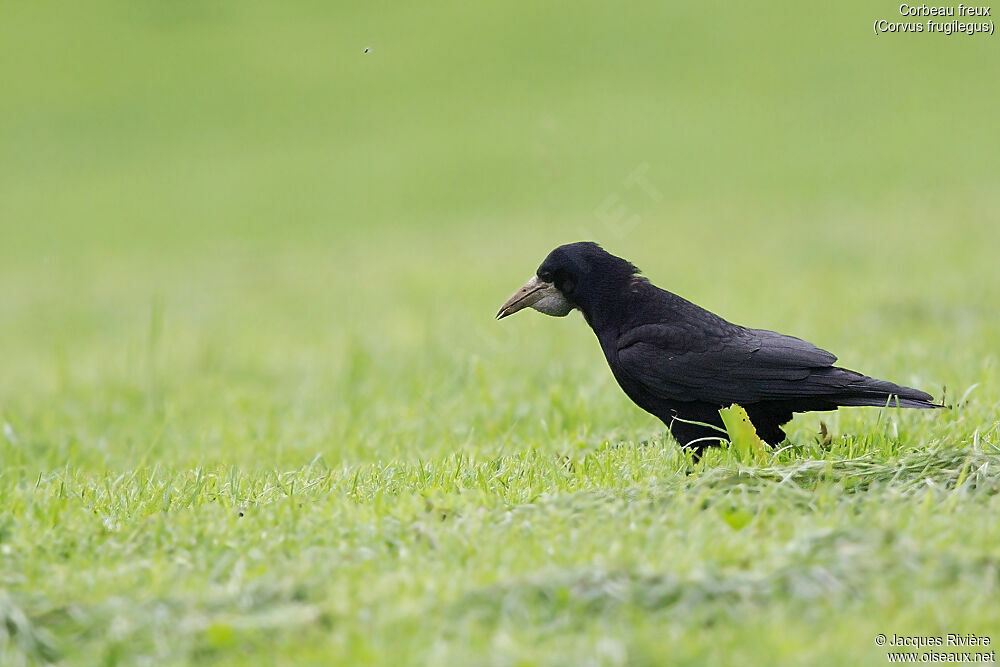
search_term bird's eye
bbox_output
[538,271,552,282]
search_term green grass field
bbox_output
[2,1,999,664]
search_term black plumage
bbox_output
[497,242,940,450]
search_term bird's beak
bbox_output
[497,275,559,319]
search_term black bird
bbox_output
[497,242,940,450]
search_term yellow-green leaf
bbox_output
[718,404,769,464]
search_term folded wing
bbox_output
[616,322,934,407]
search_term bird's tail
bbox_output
[825,368,942,409]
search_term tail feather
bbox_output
[825,369,942,409]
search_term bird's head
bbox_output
[496,242,640,321]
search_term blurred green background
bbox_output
[2,1,998,469]
[1,2,999,663]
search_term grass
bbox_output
[2,0,1000,664]
[4,439,1000,664]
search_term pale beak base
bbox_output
[496,275,574,319]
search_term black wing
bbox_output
[615,321,843,405]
